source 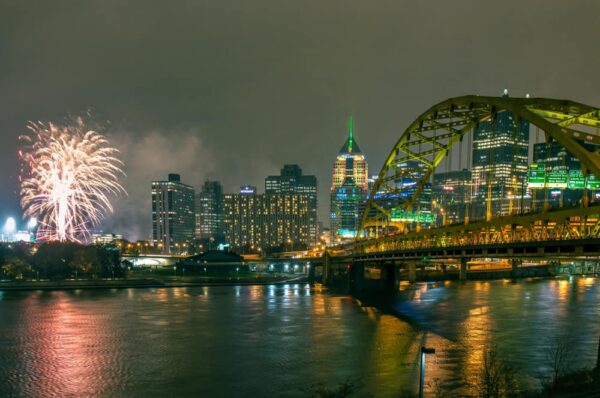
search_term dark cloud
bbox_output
[1,0,599,239]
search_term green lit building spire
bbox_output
[348,116,353,153]
[339,116,361,154]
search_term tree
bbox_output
[72,247,101,277]
[477,347,520,398]
[1,257,32,280]
[32,242,79,279]
[544,334,576,390]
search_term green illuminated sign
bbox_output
[546,170,568,188]
[528,164,546,188]
[527,164,600,190]
[588,175,600,189]
[568,170,585,189]
[390,209,435,223]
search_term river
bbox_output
[1,277,599,397]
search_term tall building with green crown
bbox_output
[330,117,369,241]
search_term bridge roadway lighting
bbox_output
[419,346,435,398]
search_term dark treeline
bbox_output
[0,242,124,280]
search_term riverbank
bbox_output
[0,275,310,291]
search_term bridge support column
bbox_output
[460,258,468,281]
[394,264,401,290]
[349,262,364,292]
[408,261,417,283]
[511,259,522,278]
[323,251,331,285]
[308,262,316,280]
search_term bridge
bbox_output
[327,95,600,287]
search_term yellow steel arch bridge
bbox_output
[355,95,600,259]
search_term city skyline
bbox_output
[1,1,600,241]
[2,3,600,398]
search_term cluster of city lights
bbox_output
[1,217,37,243]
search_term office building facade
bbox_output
[471,90,529,220]
[195,180,225,244]
[223,186,263,251]
[223,186,313,253]
[151,173,195,253]
[265,165,317,246]
[432,169,472,226]
[531,142,585,208]
[330,117,369,240]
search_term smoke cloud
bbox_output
[101,129,215,241]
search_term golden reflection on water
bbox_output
[365,308,421,394]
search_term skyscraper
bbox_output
[531,142,585,209]
[223,184,312,253]
[432,169,472,226]
[223,186,263,251]
[263,193,310,250]
[330,117,368,240]
[265,165,317,246]
[471,90,529,220]
[195,180,224,245]
[152,173,195,253]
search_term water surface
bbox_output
[0,278,598,397]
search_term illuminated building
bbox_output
[263,194,310,249]
[195,180,224,244]
[223,184,312,252]
[265,165,317,246]
[387,160,433,228]
[471,90,529,219]
[432,169,472,226]
[151,173,195,253]
[91,233,123,245]
[330,117,369,240]
[223,186,263,251]
[530,142,586,208]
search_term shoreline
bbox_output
[0,276,311,292]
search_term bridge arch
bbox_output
[360,95,600,237]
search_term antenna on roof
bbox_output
[348,116,353,153]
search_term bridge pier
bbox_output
[308,263,316,280]
[510,259,522,278]
[460,258,468,281]
[382,263,398,290]
[408,261,417,283]
[322,251,332,285]
[349,262,364,292]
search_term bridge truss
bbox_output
[357,95,600,254]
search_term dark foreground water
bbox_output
[0,278,599,397]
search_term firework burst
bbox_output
[19,117,125,243]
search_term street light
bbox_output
[419,346,436,398]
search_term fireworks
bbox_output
[18,117,125,243]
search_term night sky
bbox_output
[1,0,599,240]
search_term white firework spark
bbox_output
[19,117,125,243]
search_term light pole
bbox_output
[419,346,435,398]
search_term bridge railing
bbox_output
[354,206,600,254]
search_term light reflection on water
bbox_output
[0,278,598,397]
